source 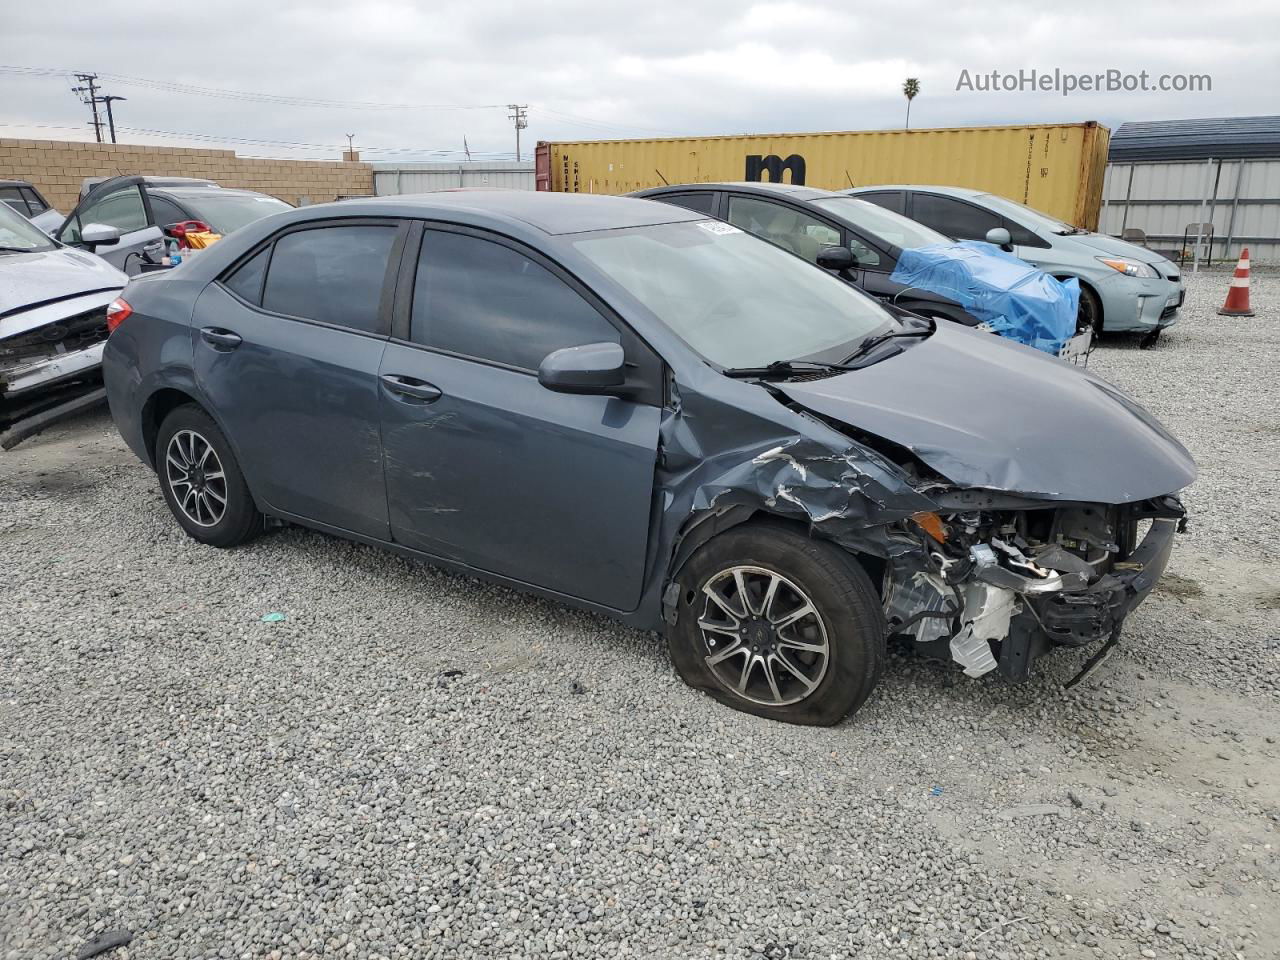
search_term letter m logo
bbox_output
[745,154,807,185]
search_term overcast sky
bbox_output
[1,0,1277,162]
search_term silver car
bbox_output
[0,202,127,448]
[845,185,1185,339]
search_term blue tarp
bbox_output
[889,241,1079,355]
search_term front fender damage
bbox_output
[655,383,1187,685]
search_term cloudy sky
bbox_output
[1,0,1276,162]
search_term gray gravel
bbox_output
[3,270,1278,960]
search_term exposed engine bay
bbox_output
[883,496,1187,681]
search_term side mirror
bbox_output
[816,244,855,271]
[538,341,627,396]
[985,227,1013,249]
[81,223,122,247]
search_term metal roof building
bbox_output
[1109,116,1280,162]
[1102,116,1280,264]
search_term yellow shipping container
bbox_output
[535,121,1111,229]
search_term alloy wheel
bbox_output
[697,565,830,706]
[165,429,228,528]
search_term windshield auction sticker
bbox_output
[697,221,742,235]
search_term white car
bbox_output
[1,201,127,449]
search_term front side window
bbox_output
[911,194,1001,241]
[726,195,842,263]
[261,225,396,334]
[411,230,619,371]
[64,185,148,243]
[812,196,950,251]
[572,220,891,369]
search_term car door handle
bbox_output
[380,374,442,403]
[200,327,242,350]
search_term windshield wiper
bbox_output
[721,359,858,380]
[0,245,39,253]
[841,319,934,364]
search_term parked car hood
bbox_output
[1067,232,1171,266]
[0,247,127,317]
[778,323,1196,503]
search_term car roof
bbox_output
[0,179,37,188]
[644,181,839,202]
[152,187,286,202]
[846,184,988,199]
[345,190,705,235]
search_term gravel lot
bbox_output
[2,269,1278,960]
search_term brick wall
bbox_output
[0,138,374,213]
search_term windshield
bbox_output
[0,201,56,252]
[811,196,950,249]
[572,220,893,368]
[172,191,292,234]
[976,193,1083,235]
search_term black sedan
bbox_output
[102,191,1194,725]
[633,181,992,326]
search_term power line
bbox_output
[3,63,688,138]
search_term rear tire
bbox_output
[667,522,886,725]
[155,404,261,548]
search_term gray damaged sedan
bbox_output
[102,192,1195,725]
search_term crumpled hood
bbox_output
[779,323,1196,503]
[0,247,127,316]
[1068,232,1171,267]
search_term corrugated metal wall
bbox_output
[372,161,535,195]
[538,122,1110,228]
[1101,158,1280,263]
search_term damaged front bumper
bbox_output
[884,498,1183,683]
[1,296,114,449]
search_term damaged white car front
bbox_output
[1,202,127,449]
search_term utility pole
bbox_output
[101,95,126,143]
[71,73,103,143]
[508,104,528,161]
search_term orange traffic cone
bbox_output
[1218,248,1255,317]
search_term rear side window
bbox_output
[659,192,716,215]
[261,225,396,334]
[0,186,30,216]
[911,194,1001,241]
[411,230,618,371]
[21,187,48,213]
[224,247,270,304]
[148,195,189,227]
[857,191,905,215]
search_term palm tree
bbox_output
[903,78,920,130]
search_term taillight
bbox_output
[106,297,133,333]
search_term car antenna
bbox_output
[845,170,854,188]
[655,169,669,185]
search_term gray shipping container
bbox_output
[373,161,535,195]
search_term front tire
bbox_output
[155,404,261,548]
[1077,284,1102,334]
[667,522,886,725]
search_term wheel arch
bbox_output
[140,387,203,468]
[1052,273,1103,332]
[663,507,886,625]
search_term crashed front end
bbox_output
[1,294,116,449]
[882,494,1185,681]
